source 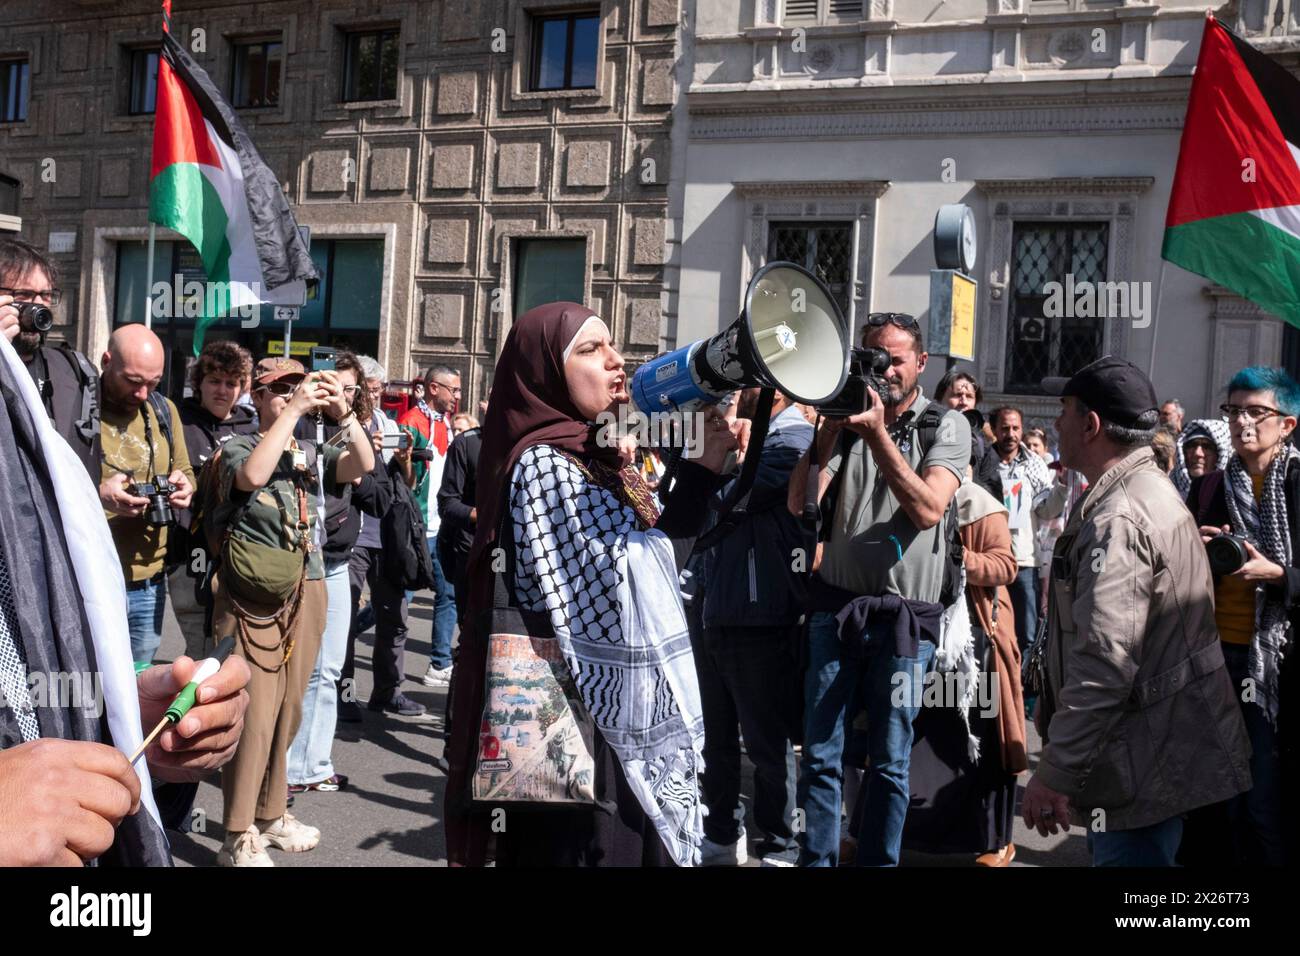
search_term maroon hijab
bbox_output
[464,301,625,615]
[445,300,622,865]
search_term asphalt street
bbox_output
[161,595,1088,868]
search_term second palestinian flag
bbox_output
[1163,15,1300,326]
[149,10,316,351]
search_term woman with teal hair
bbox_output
[1183,365,1300,866]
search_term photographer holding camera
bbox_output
[787,312,971,867]
[1184,366,1300,866]
[1,238,101,479]
[98,324,196,669]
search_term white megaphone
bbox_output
[631,261,850,415]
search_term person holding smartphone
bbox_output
[203,358,374,866]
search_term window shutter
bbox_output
[827,0,862,20]
[784,0,818,24]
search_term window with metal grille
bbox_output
[128,48,159,115]
[232,39,283,108]
[1,59,29,123]
[783,0,861,24]
[530,10,601,91]
[768,221,853,314]
[1006,221,1109,394]
[342,29,399,102]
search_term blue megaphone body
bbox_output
[630,261,851,415]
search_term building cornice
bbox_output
[688,89,1187,141]
[975,176,1155,196]
[731,179,891,199]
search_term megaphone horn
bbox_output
[631,261,851,415]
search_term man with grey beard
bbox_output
[787,313,971,866]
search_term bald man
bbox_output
[98,324,195,667]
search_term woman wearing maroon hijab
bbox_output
[444,302,739,866]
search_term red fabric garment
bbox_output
[444,300,624,866]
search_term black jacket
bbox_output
[437,427,481,556]
[701,407,814,629]
[294,415,391,562]
[21,343,99,480]
[179,397,259,473]
[170,398,260,567]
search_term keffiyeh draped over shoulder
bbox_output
[511,444,706,866]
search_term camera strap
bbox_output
[691,387,775,554]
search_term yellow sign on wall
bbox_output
[949,272,976,360]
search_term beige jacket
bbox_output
[1037,447,1251,830]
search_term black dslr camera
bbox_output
[1206,532,1251,576]
[17,302,54,334]
[817,347,892,417]
[129,476,177,527]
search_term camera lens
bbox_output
[1206,534,1249,576]
[17,302,54,334]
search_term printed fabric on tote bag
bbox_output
[472,486,597,807]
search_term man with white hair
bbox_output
[345,356,424,717]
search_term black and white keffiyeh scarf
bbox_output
[1223,443,1300,727]
[510,444,706,866]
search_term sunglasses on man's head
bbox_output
[865,312,919,331]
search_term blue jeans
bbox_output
[1008,567,1039,655]
[797,610,936,867]
[1088,816,1184,867]
[1222,643,1285,865]
[126,578,166,667]
[406,537,456,670]
[287,559,350,785]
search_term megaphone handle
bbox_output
[692,388,775,553]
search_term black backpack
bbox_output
[381,460,435,591]
[817,403,965,607]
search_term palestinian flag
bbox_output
[1163,15,1300,327]
[149,2,316,352]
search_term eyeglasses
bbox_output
[429,382,462,396]
[258,382,295,398]
[342,384,362,396]
[1220,403,1284,423]
[0,286,62,306]
[865,312,919,330]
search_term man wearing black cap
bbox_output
[1021,356,1251,866]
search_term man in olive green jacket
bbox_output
[1023,357,1251,866]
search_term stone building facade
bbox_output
[667,0,1300,428]
[0,0,679,405]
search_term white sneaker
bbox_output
[256,812,320,853]
[217,826,273,867]
[700,827,748,866]
[422,663,453,687]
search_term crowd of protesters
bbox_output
[0,232,1296,868]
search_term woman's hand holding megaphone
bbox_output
[695,406,742,474]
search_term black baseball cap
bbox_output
[1041,356,1158,428]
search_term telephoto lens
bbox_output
[17,302,54,334]
[1205,532,1250,576]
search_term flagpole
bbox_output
[144,222,156,329]
[1146,259,1169,379]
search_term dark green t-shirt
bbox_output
[210,434,342,580]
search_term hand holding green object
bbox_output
[130,636,237,765]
